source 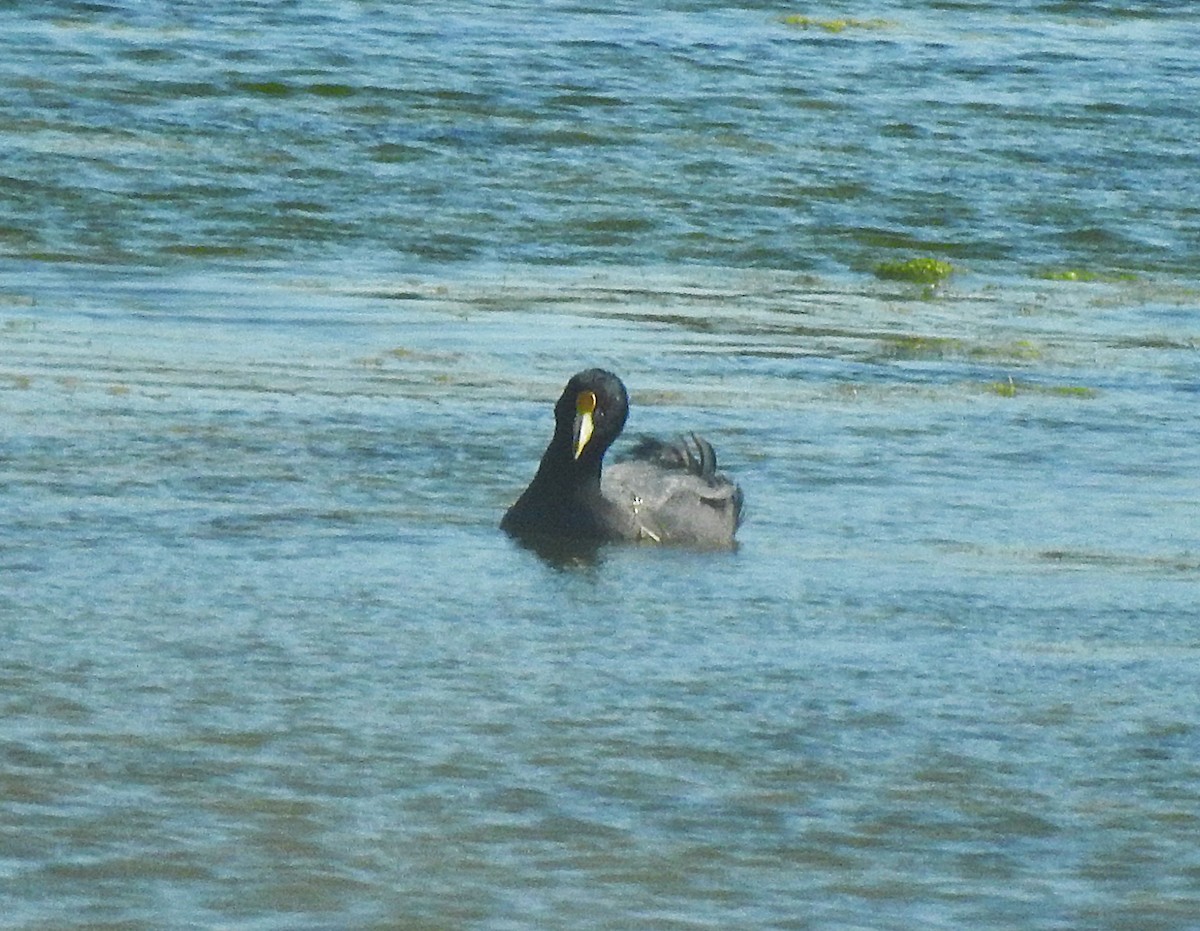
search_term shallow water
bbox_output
[3,2,1200,929]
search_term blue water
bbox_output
[4,1,1198,274]
[3,2,1200,929]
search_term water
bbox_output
[4,1,1198,273]
[2,2,1199,929]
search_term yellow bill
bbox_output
[572,390,597,459]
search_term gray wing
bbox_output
[603,434,743,548]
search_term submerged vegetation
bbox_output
[1037,267,1139,283]
[984,378,1098,399]
[878,335,1042,362]
[781,15,891,33]
[874,257,954,285]
[876,336,1098,399]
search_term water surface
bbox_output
[3,2,1200,929]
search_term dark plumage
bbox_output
[501,369,743,550]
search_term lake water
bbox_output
[3,2,1199,929]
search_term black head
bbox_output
[553,368,630,467]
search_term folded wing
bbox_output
[604,434,744,548]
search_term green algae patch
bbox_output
[1049,385,1100,398]
[878,335,1042,363]
[308,83,356,98]
[161,243,255,258]
[874,257,955,285]
[879,335,964,360]
[976,339,1042,362]
[983,379,1098,399]
[1036,267,1139,283]
[235,80,293,97]
[1112,335,1197,351]
[385,347,462,364]
[782,15,891,33]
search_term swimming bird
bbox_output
[501,369,743,550]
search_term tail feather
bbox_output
[621,433,719,479]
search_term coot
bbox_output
[501,369,743,549]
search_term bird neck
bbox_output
[535,435,604,490]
